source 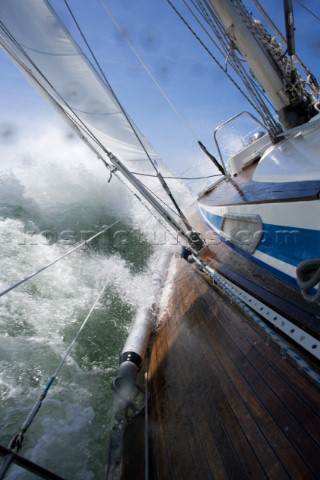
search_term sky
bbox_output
[0,0,319,181]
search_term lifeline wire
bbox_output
[1,9,199,245]
[0,221,119,299]
[64,0,196,228]
[113,171,186,249]
[7,279,110,457]
[0,9,200,236]
[131,171,222,180]
[0,27,191,247]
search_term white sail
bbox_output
[0,0,161,172]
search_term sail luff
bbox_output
[0,0,161,172]
[0,0,207,249]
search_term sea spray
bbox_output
[0,122,188,478]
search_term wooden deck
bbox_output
[114,206,320,479]
[199,243,320,339]
[145,258,320,479]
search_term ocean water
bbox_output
[0,122,185,479]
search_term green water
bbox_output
[0,129,167,479]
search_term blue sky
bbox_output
[0,0,319,178]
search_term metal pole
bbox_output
[0,454,13,479]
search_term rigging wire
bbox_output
[165,0,272,125]
[6,280,110,457]
[63,0,159,175]
[189,0,277,119]
[197,0,281,126]
[185,0,234,59]
[1,22,197,241]
[131,171,222,180]
[0,19,193,234]
[0,18,194,470]
[0,29,193,244]
[0,21,111,155]
[0,222,119,299]
[112,171,187,248]
[1,16,159,186]
[251,0,310,76]
[0,29,117,177]
[295,0,320,22]
[167,0,282,135]
[186,0,278,118]
[1,175,191,470]
[139,182,183,218]
[97,0,199,142]
[185,0,277,118]
[63,0,196,229]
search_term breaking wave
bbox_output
[0,121,186,478]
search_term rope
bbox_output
[251,0,310,77]
[192,0,274,123]
[296,259,320,303]
[170,0,283,135]
[7,280,110,456]
[0,221,119,299]
[165,0,259,111]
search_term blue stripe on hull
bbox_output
[199,207,320,288]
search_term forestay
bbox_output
[0,0,161,173]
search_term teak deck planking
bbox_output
[146,259,320,479]
[118,188,320,479]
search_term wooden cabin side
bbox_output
[197,162,320,338]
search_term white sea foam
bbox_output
[0,120,191,477]
[155,251,178,326]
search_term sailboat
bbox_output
[0,0,320,478]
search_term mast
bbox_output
[209,0,289,111]
[208,0,316,128]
